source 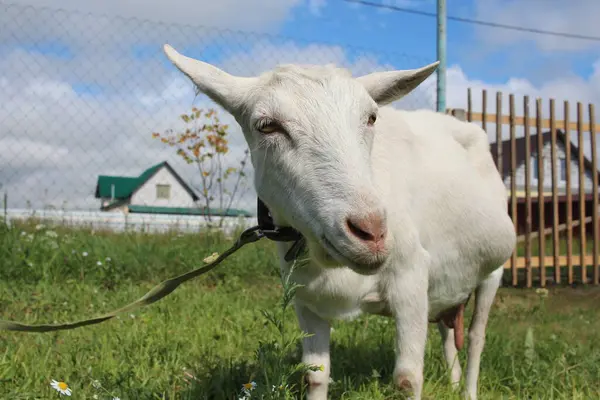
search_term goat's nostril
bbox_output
[345,213,386,244]
[347,219,375,241]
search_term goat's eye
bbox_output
[367,114,377,126]
[257,120,281,134]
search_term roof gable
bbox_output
[95,161,199,202]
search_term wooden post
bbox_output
[509,94,518,285]
[577,102,587,283]
[496,92,503,177]
[467,88,472,122]
[550,99,560,283]
[565,101,574,284]
[2,191,6,226]
[589,104,599,285]
[524,96,533,288]
[536,98,546,287]
[482,89,487,132]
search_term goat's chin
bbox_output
[308,239,385,276]
[309,242,344,268]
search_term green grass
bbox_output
[1,221,599,399]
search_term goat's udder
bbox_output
[432,295,472,351]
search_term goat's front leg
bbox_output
[295,302,331,400]
[386,262,429,399]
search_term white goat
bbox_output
[162,44,516,400]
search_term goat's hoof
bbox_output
[394,370,416,393]
[398,377,413,391]
[303,372,328,400]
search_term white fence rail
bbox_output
[4,208,258,235]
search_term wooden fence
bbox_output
[448,89,599,288]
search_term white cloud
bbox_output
[2,0,302,33]
[472,0,600,52]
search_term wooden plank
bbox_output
[536,98,546,287]
[590,104,599,285]
[516,216,593,243]
[550,99,560,283]
[564,101,574,284]
[496,92,503,182]
[504,255,595,270]
[469,111,600,133]
[524,96,533,288]
[509,94,518,286]
[578,102,587,283]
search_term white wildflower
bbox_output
[50,379,72,396]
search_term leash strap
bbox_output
[256,198,306,262]
[0,226,265,333]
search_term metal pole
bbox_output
[436,0,447,113]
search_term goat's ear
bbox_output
[163,44,257,114]
[356,61,440,106]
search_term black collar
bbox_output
[256,198,306,262]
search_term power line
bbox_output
[343,0,600,42]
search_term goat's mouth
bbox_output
[320,235,386,275]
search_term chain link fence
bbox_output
[0,2,437,224]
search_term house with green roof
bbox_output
[94,161,253,218]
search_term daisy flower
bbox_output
[50,379,72,396]
[242,381,257,391]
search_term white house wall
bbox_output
[130,166,197,207]
[504,141,595,194]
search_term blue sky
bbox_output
[278,0,598,86]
